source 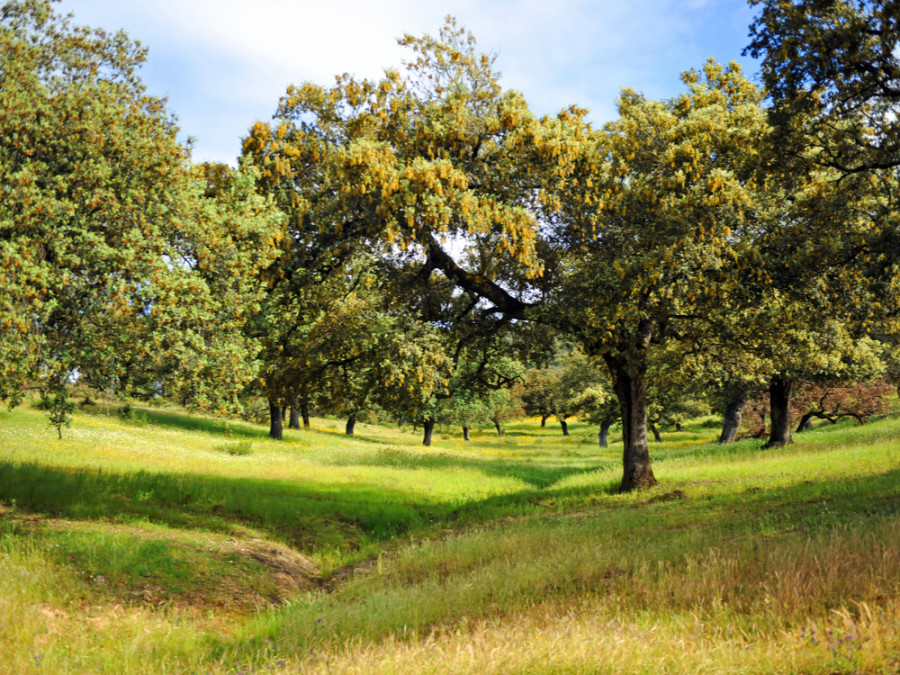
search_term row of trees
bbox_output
[2,0,898,491]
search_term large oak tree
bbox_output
[552,62,769,490]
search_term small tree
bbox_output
[792,379,893,431]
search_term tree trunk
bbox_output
[301,400,310,428]
[422,417,436,446]
[605,354,657,492]
[281,406,286,422]
[288,397,301,429]
[796,412,814,432]
[649,422,661,443]
[598,419,612,448]
[269,402,283,440]
[463,426,470,441]
[540,414,550,427]
[719,391,747,443]
[494,419,504,436]
[560,419,569,436]
[766,375,793,447]
[345,413,357,436]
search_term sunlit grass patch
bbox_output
[275,598,900,675]
[0,513,307,613]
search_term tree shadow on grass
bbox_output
[723,465,900,530]
[78,404,270,441]
[323,448,614,489]
[3,453,896,572]
[0,456,619,556]
[108,408,420,448]
[140,409,269,440]
[0,460,445,551]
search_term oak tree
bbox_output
[554,62,769,489]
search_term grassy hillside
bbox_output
[1,401,898,673]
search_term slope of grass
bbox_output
[1,400,899,673]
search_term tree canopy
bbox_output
[0,0,282,432]
[550,61,770,489]
[746,0,900,174]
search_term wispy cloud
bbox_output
[60,0,760,164]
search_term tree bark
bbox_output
[560,419,569,436]
[494,419,504,436]
[288,397,301,429]
[269,402,283,440]
[719,391,747,443]
[301,400,310,428]
[649,422,661,443]
[766,375,793,447]
[605,354,657,492]
[796,412,814,432]
[345,413,357,436]
[422,417,436,446]
[540,414,550,428]
[463,426,470,441]
[598,419,612,448]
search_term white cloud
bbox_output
[58,0,759,164]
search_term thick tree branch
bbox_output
[424,234,533,319]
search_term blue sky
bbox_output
[58,0,761,166]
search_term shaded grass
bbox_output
[0,460,444,560]
[80,402,270,441]
[0,405,622,566]
[330,445,611,489]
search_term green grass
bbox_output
[1,399,899,673]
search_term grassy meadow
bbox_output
[1,400,899,673]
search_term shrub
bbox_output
[217,441,253,456]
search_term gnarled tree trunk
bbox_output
[494,419,504,436]
[766,375,793,447]
[269,402,283,440]
[796,413,814,432]
[345,413,357,436]
[462,426,470,441]
[649,422,661,443]
[560,419,569,436]
[605,353,657,492]
[540,414,550,427]
[719,391,747,443]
